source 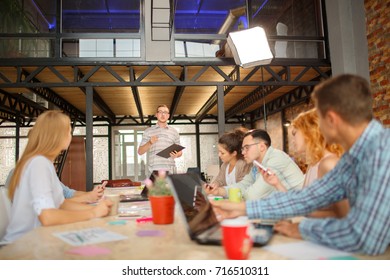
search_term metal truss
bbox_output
[230,68,331,121]
[0,63,329,88]
[0,89,46,126]
[251,85,314,121]
[0,62,331,125]
[195,66,239,123]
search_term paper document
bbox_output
[263,241,357,260]
[54,227,128,246]
[156,144,185,158]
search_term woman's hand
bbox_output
[92,199,113,218]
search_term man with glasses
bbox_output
[138,104,182,178]
[206,129,304,200]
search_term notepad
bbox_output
[53,227,127,246]
[156,144,185,158]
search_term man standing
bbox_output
[207,129,304,200]
[138,104,182,178]
[211,74,390,255]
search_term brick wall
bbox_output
[365,0,390,127]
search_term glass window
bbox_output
[200,134,219,174]
[175,0,247,34]
[0,128,15,137]
[62,0,141,33]
[175,135,197,173]
[199,124,218,133]
[93,137,109,183]
[0,139,16,185]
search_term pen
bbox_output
[75,233,84,244]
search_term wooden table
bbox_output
[0,191,389,260]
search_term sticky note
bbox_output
[108,220,127,225]
[136,230,165,237]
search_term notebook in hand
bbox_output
[167,173,274,246]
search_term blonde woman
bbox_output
[262,108,349,218]
[3,111,112,243]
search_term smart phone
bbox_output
[253,160,272,175]
[99,181,107,190]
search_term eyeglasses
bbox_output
[241,142,260,152]
[157,110,169,115]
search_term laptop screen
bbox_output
[168,174,219,237]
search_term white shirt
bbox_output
[2,155,65,243]
[225,163,237,186]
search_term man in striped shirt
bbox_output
[211,74,390,255]
[138,104,182,178]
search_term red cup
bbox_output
[221,217,253,260]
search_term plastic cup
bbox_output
[105,194,120,216]
[221,217,253,260]
[228,187,242,203]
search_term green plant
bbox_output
[145,172,172,196]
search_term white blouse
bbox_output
[225,163,237,186]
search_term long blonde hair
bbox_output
[292,108,343,166]
[8,110,71,200]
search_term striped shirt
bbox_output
[140,124,181,175]
[247,120,390,255]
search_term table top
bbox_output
[0,192,389,260]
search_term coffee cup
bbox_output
[221,217,253,260]
[228,187,242,203]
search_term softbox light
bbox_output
[227,26,274,68]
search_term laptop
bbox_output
[186,167,206,182]
[119,186,149,202]
[167,173,274,246]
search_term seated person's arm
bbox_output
[38,199,112,226]
[69,183,106,203]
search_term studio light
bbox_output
[227,26,274,68]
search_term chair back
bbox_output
[0,186,12,240]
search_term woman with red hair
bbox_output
[263,108,349,218]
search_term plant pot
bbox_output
[149,195,175,224]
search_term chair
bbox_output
[0,186,12,241]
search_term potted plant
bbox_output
[145,171,175,224]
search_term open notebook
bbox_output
[167,173,274,246]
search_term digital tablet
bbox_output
[156,144,185,158]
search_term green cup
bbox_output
[228,187,242,203]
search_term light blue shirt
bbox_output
[230,146,304,200]
[3,156,65,243]
[247,120,390,255]
[5,168,75,199]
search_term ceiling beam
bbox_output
[195,66,239,122]
[130,67,144,123]
[80,87,116,124]
[169,68,186,120]
[21,70,86,123]
[0,89,48,125]
[77,68,116,124]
